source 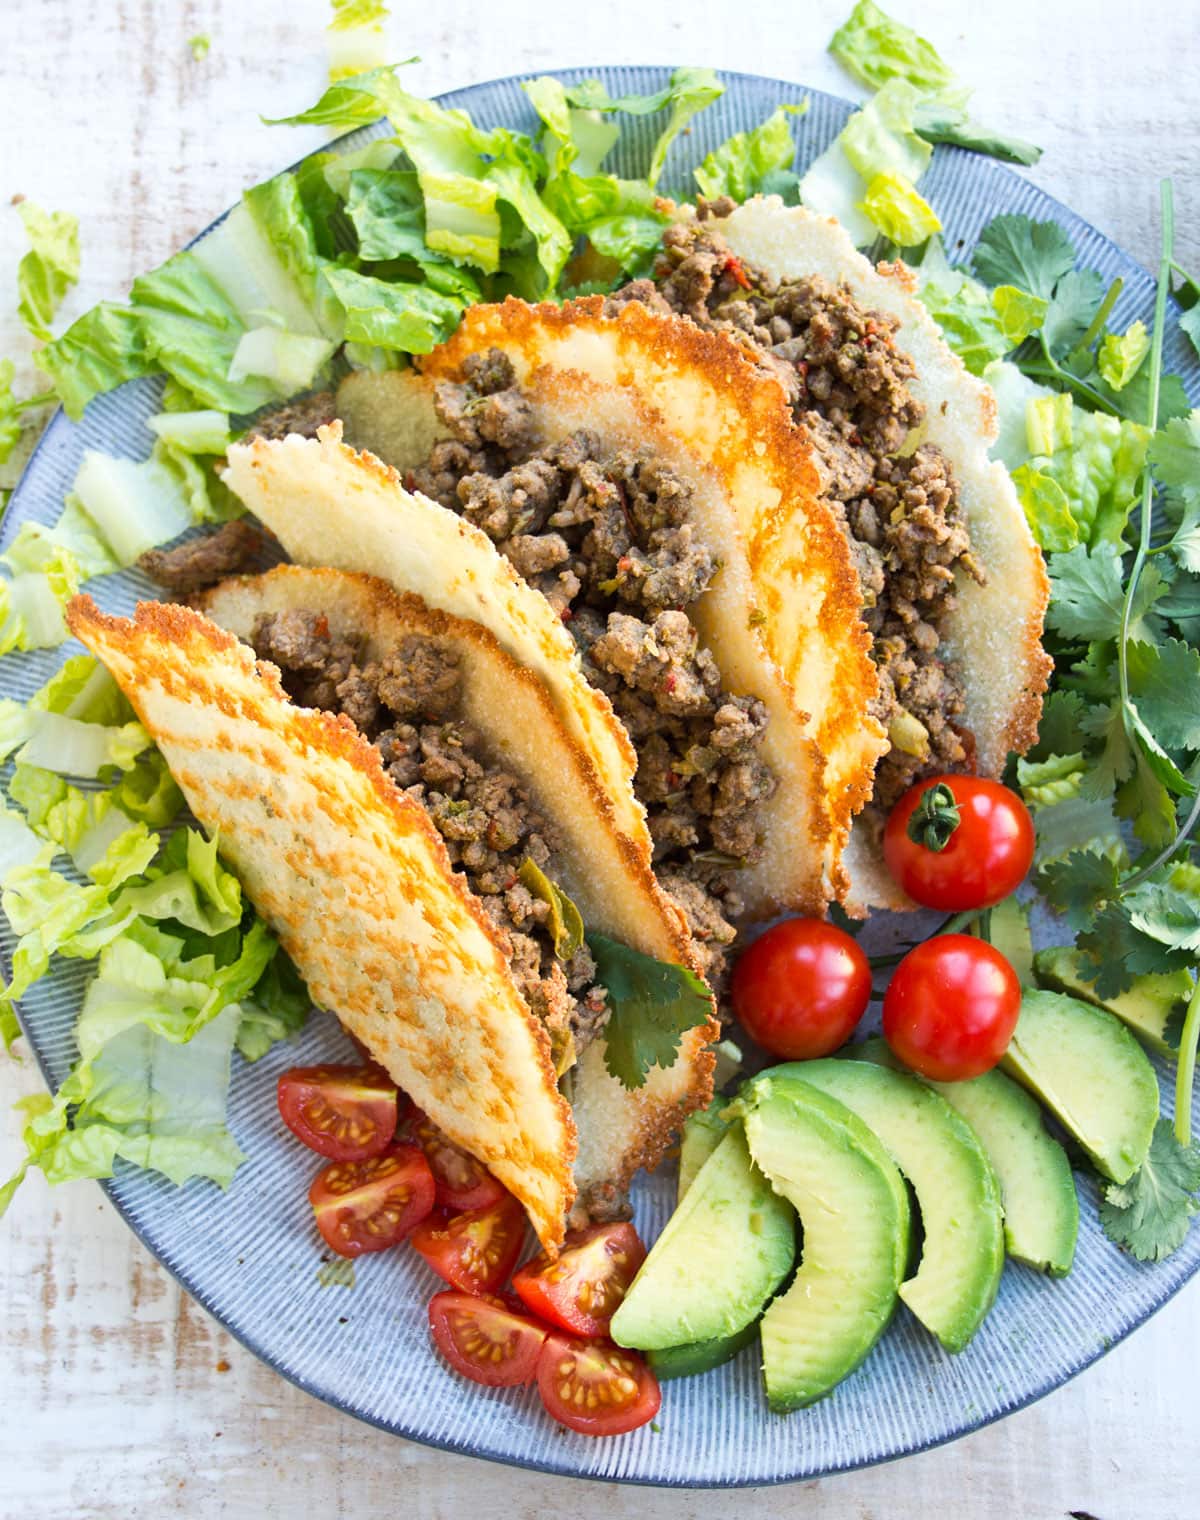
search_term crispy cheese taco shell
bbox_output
[67,591,576,1251]
[197,567,718,1207]
[712,198,1052,910]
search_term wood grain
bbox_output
[2,1,1199,1516]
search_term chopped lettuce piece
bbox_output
[829,0,958,94]
[983,359,1053,471]
[1026,391,1074,456]
[320,265,463,352]
[30,653,132,724]
[693,104,808,202]
[1023,398,1152,547]
[15,202,80,341]
[227,327,336,394]
[71,449,193,565]
[859,169,940,246]
[264,65,413,131]
[0,525,82,653]
[327,0,389,82]
[146,408,232,456]
[16,711,151,779]
[1011,464,1080,553]
[993,284,1049,346]
[799,139,876,247]
[1098,321,1151,392]
[558,69,725,186]
[36,303,152,420]
[841,77,932,186]
[240,174,343,338]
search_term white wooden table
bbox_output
[2,1,1198,1515]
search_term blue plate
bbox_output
[5,68,1199,1488]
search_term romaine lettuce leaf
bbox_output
[1098,321,1151,391]
[70,449,194,565]
[558,69,725,186]
[37,303,152,420]
[320,265,464,352]
[327,0,389,82]
[859,168,940,246]
[829,0,958,94]
[0,526,82,654]
[693,104,807,202]
[16,203,79,341]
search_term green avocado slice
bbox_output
[853,1038,1078,1276]
[610,1124,794,1352]
[677,1096,733,1203]
[1033,945,1189,1059]
[740,1075,909,1411]
[647,1320,759,1381]
[1001,990,1158,1184]
[774,1059,1004,1352]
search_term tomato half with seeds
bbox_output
[278,1064,399,1161]
[511,1221,646,1337]
[411,1193,528,1295]
[428,1290,548,1387]
[536,1333,661,1436]
[309,1143,435,1259]
[406,1108,508,1212]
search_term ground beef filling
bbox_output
[248,608,609,1067]
[411,350,779,992]
[615,217,985,812]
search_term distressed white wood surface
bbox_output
[2,1,1199,1515]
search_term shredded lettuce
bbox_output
[37,303,152,420]
[327,0,389,82]
[0,661,307,1209]
[1098,321,1151,391]
[0,525,82,654]
[70,450,194,565]
[860,167,940,246]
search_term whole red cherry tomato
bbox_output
[730,917,871,1060]
[882,934,1021,1081]
[883,774,1035,912]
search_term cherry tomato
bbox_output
[309,1143,435,1258]
[428,1290,548,1387]
[536,1333,661,1437]
[729,917,871,1060]
[277,1064,399,1162]
[882,934,1021,1081]
[883,774,1035,912]
[405,1108,508,1213]
[512,1221,646,1337]
[411,1193,528,1295]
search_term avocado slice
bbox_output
[677,1097,733,1203]
[1033,945,1188,1058]
[610,1125,794,1351]
[776,1060,1004,1352]
[647,1320,759,1381]
[741,1076,909,1411]
[853,1038,1078,1276]
[1001,990,1159,1184]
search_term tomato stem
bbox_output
[867,908,980,970]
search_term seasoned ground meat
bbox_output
[139,519,270,595]
[410,350,778,991]
[248,609,610,1064]
[248,390,337,442]
[633,221,985,810]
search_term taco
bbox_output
[226,305,884,945]
[329,204,1050,911]
[67,568,717,1253]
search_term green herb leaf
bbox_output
[1180,306,1200,363]
[588,933,712,1091]
[1126,638,1200,752]
[1042,269,1105,359]
[971,214,1076,299]
[1036,849,1120,931]
[518,857,585,961]
[1099,1119,1200,1262]
[15,203,79,341]
[1045,542,1148,642]
[911,102,1042,167]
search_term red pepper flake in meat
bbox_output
[559,605,573,622]
[404,471,417,492]
[617,555,633,573]
[723,255,752,290]
[663,672,678,694]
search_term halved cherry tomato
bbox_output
[730,917,872,1060]
[511,1221,646,1337]
[883,774,1035,912]
[428,1290,548,1387]
[406,1108,507,1212]
[277,1064,398,1162]
[411,1193,528,1294]
[882,933,1022,1081]
[536,1333,661,1436]
[309,1143,435,1258]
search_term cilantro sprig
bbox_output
[588,933,713,1090]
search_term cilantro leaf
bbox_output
[588,933,713,1091]
[971,214,1075,299]
[1029,689,1091,760]
[1076,902,1194,996]
[1042,269,1104,359]
[1126,638,1200,751]
[1036,849,1120,931]
[1124,880,1200,953]
[1045,543,1134,642]
[1150,411,1200,512]
[1099,1119,1200,1262]
[1181,306,1200,364]
[1077,698,1135,800]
